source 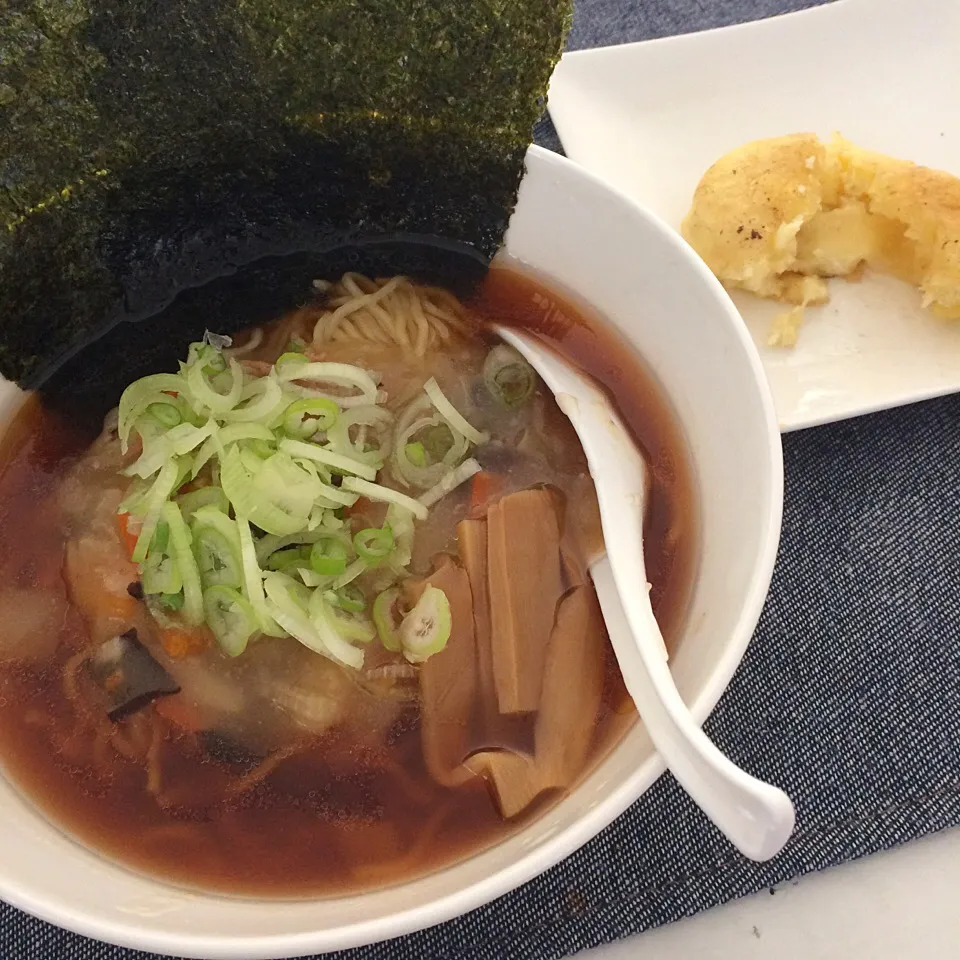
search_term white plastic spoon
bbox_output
[495,325,796,862]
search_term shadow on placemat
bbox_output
[5,389,960,960]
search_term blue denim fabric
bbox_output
[10,2,957,959]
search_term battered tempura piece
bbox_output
[682,133,960,346]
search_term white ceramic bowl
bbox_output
[0,144,783,958]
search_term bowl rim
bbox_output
[0,142,784,959]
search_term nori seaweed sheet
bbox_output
[0,0,572,401]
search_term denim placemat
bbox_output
[9,1,960,958]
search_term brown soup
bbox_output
[0,265,696,896]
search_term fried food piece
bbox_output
[682,133,960,345]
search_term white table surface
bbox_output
[582,825,960,958]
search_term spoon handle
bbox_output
[559,392,795,861]
[494,326,795,859]
[591,554,795,862]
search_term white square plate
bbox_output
[548,0,960,430]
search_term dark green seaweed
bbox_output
[0,0,572,388]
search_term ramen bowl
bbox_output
[0,144,782,958]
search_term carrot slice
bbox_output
[159,626,209,659]
[115,512,140,559]
[469,471,502,516]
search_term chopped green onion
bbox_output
[317,590,376,643]
[150,521,170,555]
[418,458,482,509]
[310,536,349,576]
[275,352,309,371]
[393,411,468,489]
[177,486,229,519]
[235,514,282,636]
[333,583,366,614]
[327,406,393,466]
[146,401,183,429]
[385,504,415,570]
[297,566,334,588]
[239,445,267,475]
[203,585,258,657]
[340,476,428,520]
[483,344,537,409]
[353,526,394,563]
[400,586,452,663]
[191,422,273,481]
[313,479,360,508]
[161,500,204,626]
[117,373,186,450]
[221,446,308,536]
[159,591,185,611]
[131,459,181,563]
[333,557,368,590]
[193,525,243,589]
[173,456,194,492]
[264,572,363,669]
[423,377,489,445]
[405,441,427,467]
[141,550,182,596]
[275,360,379,401]
[124,421,216,479]
[187,340,227,372]
[265,545,313,572]
[307,586,373,656]
[246,438,277,460]
[191,505,241,545]
[373,587,403,652]
[118,478,152,518]
[253,530,326,565]
[278,438,378,481]
[283,397,339,439]
[187,354,245,415]
[219,375,284,423]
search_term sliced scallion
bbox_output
[400,585,452,663]
[265,545,313,572]
[146,401,182,429]
[278,437,378,481]
[283,397,339,439]
[332,583,366,614]
[483,344,536,409]
[161,500,204,626]
[219,375,284,423]
[203,585,257,657]
[333,557,368,590]
[310,536,349,576]
[405,441,427,467]
[177,485,229,519]
[418,458,482,509]
[193,525,243,589]
[221,446,308,536]
[131,460,181,564]
[235,514,282,636]
[264,572,362,669]
[423,377,489,446]
[141,551,182,596]
[373,587,403,652]
[117,373,186,450]
[327,405,393,466]
[353,526,394,563]
[340,476,428,520]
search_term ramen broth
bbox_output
[0,265,695,896]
